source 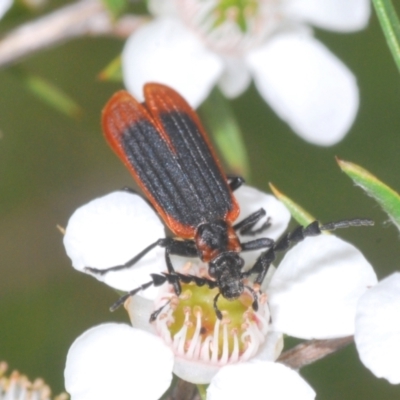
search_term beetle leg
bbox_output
[233,208,271,236]
[213,293,223,320]
[150,299,172,322]
[245,218,374,286]
[109,273,167,311]
[84,237,198,276]
[227,175,245,192]
[244,285,259,312]
[240,237,274,252]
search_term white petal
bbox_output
[234,185,291,267]
[218,58,251,98]
[0,0,12,19]
[207,361,315,399]
[247,33,359,146]
[122,17,223,108]
[148,0,177,16]
[63,191,166,298]
[254,331,284,362]
[235,185,290,240]
[173,357,222,385]
[64,323,174,400]
[355,273,400,384]
[283,0,370,32]
[268,235,377,339]
[126,295,158,335]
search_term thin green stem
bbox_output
[372,0,400,73]
[197,384,207,400]
[10,66,82,119]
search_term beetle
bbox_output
[86,83,373,321]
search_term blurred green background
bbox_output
[1,2,400,399]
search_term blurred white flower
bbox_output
[122,0,370,146]
[0,0,12,19]
[0,361,59,400]
[63,185,377,398]
[355,272,400,384]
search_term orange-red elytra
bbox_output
[102,84,240,241]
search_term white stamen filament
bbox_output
[240,321,261,361]
[229,331,240,363]
[200,336,213,361]
[158,310,173,345]
[173,309,190,356]
[185,308,202,357]
[211,318,221,363]
[219,322,229,364]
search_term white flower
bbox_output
[354,272,400,384]
[63,185,377,398]
[122,0,370,146]
[0,0,12,19]
[65,323,314,400]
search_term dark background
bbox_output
[0,2,400,398]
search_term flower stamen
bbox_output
[178,0,280,55]
[153,277,270,366]
[0,361,67,400]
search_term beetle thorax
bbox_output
[195,220,241,262]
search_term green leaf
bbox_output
[98,55,123,82]
[199,88,251,178]
[269,183,315,226]
[337,158,400,230]
[372,0,400,73]
[11,67,82,119]
[101,0,128,18]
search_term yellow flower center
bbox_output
[153,278,269,364]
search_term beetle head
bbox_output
[209,252,244,300]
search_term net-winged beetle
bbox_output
[86,83,373,320]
